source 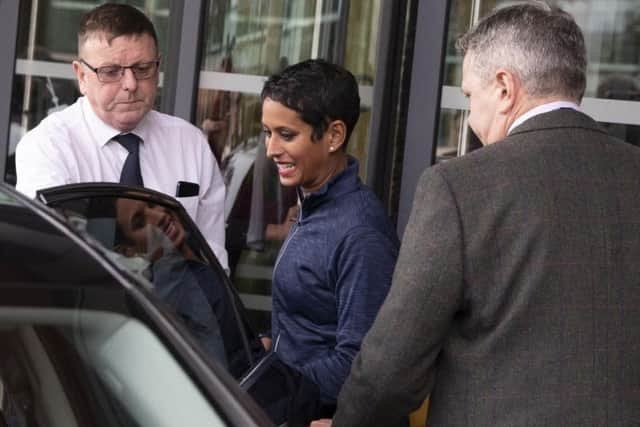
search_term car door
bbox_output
[36,183,298,426]
[0,182,273,427]
[37,183,261,375]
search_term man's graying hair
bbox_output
[456,1,586,101]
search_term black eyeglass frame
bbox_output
[79,58,160,83]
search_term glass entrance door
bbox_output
[195,0,384,330]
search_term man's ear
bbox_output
[327,120,347,152]
[494,68,519,114]
[72,60,88,95]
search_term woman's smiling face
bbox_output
[116,199,186,260]
[261,98,336,194]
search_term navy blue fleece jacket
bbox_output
[271,157,399,404]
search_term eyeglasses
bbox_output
[80,58,160,83]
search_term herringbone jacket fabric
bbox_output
[334,108,640,426]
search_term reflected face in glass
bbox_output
[261,98,333,193]
[73,33,159,132]
[116,199,185,257]
[461,53,506,145]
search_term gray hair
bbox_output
[456,1,586,101]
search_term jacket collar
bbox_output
[298,155,360,210]
[508,101,581,135]
[508,107,608,138]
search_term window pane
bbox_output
[42,190,258,379]
[197,0,383,332]
[438,0,640,158]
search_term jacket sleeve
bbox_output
[298,224,399,403]
[332,167,465,426]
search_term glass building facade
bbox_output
[2,0,640,333]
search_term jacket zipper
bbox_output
[272,199,302,274]
[272,199,303,354]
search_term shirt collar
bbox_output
[508,101,581,135]
[80,96,150,146]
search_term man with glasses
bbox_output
[15,3,228,271]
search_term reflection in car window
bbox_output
[3,185,287,425]
[113,198,230,368]
[0,307,224,427]
[45,193,256,379]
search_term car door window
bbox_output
[39,188,257,377]
[0,307,226,427]
[37,185,262,379]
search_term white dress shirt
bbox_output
[16,96,229,271]
[508,100,581,135]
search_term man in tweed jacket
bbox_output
[329,2,640,426]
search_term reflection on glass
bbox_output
[442,0,471,87]
[200,84,243,163]
[115,198,195,262]
[114,199,229,369]
[597,74,640,146]
[201,1,357,76]
[436,109,463,162]
[49,195,254,378]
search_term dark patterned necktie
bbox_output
[114,133,144,186]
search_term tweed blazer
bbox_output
[333,108,640,426]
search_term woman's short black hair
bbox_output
[261,59,360,146]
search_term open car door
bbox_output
[37,183,298,426]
